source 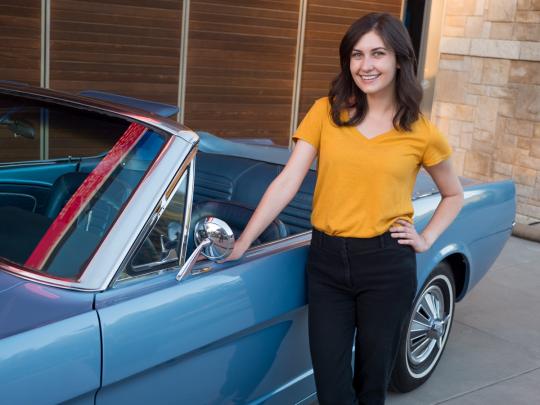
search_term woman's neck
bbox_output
[365,89,397,119]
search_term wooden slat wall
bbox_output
[49,0,182,104]
[0,1,41,163]
[298,0,402,120]
[184,0,299,145]
[0,1,41,86]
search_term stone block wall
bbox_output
[432,0,540,224]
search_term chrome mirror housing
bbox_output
[176,217,234,282]
[193,217,234,260]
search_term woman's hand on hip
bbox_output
[390,219,431,253]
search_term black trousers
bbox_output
[307,228,417,405]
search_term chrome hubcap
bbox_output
[408,285,450,365]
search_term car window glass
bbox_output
[0,93,170,280]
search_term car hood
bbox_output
[0,269,94,339]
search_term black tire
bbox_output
[390,262,455,392]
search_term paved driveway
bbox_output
[387,236,540,404]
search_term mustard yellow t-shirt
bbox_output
[292,97,452,237]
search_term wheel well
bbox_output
[443,253,469,301]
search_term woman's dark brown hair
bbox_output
[329,13,422,131]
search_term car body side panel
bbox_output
[95,246,314,404]
[413,180,515,296]
[0,271,94,339]
[0,311,101,405]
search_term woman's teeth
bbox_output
[361,74,380,81]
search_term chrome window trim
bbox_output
[110,151,197,286]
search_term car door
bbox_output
[95,159,315,405]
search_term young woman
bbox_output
[223,13,464,405]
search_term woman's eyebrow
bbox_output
[352,47,388,53]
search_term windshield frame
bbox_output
[0,84,198,291]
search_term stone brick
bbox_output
[444,25,466,37]
[474,96,499,131]
[534,0,540,10]
[518,154,540,169]
[447,0,478,15]
[465,94,479,105]
[498,99,516,117]
[475,0,487,15]
[452,149,466,175]
[482,59,510,85]
[516,185,535,199]
[512,84,540,121]
[513,166,537,186]
[473,130,493,141]
[449,119,462,136]
[440,37,471,55]
[487,0,517,21]
[494,161,513,175]
[505,118,534,136]
[517,136,532,149]
[513,23,540,41]
[535,123,540,138]
[472,139,496,153]
[465,16,485,37]
[496,146,517,163]
[515,10,540,22]
[509,60,540,85]
[465,150,492,174]
[446,15,467,27]
[461,131,473,148]
[518,201,540,218]
[496,133,518,147]
[490,22,514,39]
[531,139,540,158]
[467,83,489,95]
[519,41,540,61]
[517,0,532,10]
[470,39,521,59]
[470,57,484,83]
[456,104,476,121]
[488,86,516,98]
[434,70,468,103]
[439,55,470,71]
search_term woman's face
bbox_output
[349,30,398,97]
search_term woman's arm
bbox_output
[222,140,317,261]
[391,159,464,252]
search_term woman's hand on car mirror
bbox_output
[218,238,250,263]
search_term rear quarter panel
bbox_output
[413,179,515,298]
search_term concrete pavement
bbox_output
[387,236,540,404]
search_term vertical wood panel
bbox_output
[0,1,41,86]
[49,0,183,105]
[184,0,300,145]
[298,0,402,121]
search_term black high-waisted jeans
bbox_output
[307,228,417,405]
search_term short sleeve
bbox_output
[422,121,453,167]
[292,98,327,151]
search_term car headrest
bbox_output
[45,172,88,219]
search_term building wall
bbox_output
[1,0,403,149]
[432,0,540,224]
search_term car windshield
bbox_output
[0,93,169,280]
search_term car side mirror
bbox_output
[176,217,234,282]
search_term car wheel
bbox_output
[390,262,455,392]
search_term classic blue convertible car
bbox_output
[0,82,515,404]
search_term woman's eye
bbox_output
[373,51,385,57]
[351,53,362,58]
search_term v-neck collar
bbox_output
[343,109,397,142]
[351,126,396,141]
